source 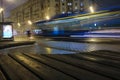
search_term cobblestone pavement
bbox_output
[7,35,120,54]
[37,39,120,53]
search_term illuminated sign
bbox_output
[3,25,13,38]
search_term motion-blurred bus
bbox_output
[34,10,120,37]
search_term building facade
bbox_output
[8,0,92,34]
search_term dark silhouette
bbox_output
[26,30,31,37]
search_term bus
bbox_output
[34,10,120,37]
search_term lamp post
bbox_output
[0,0,4,22]
[28,20,32,25]
[89,0,95,13]
[46,15,50,20]
[89,6,94,13]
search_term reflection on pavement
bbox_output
[36,39,120,53]
[34,43,76,54]
[0,38,120,54]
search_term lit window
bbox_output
[94,23,97,26]
[80,3,84,6]
[75,7,78,9]
[68,11,72,14]
[68,3,72,6]
[62,12,65,14]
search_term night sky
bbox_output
[95,0,120,10]
[3,0,28,17]
[3,0,120,18]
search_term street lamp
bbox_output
[6,0,15,3]
[28,20,32,25]
[0,8,3,13]
[46,16,50,20]
[17,22,21,27]
[89,6,94,13]
[0,0,4,22]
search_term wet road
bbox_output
[1,37,120,54]
[36,37,120,53]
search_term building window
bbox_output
[55,0,59,2]
[69,7,72,10]
[80,3,84,7]
[48,0,50,3]
[62,7,65,10]
[68,11,72,14]
[75,6,78,10]
[68,3,72,6]
[75,3,77,6]
[62,11,65,14]
[62,3,65,6]
[41,4,44,10]
[56,4,59,7]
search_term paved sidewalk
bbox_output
[37,40,120,52]
[14,35,35,41]
[1,51,120,80]
[0,41,35,49]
